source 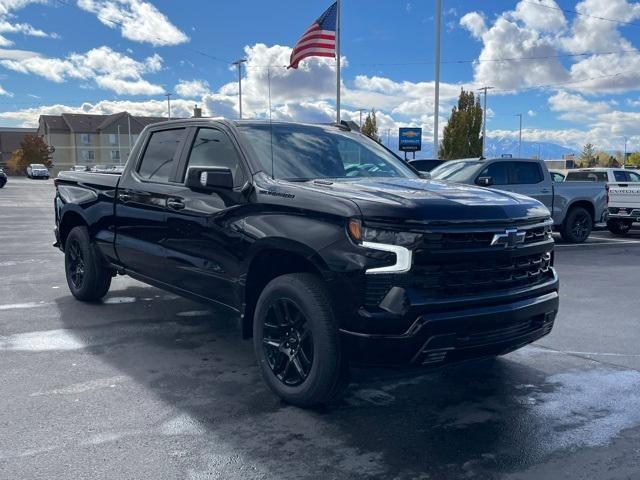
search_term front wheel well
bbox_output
[59,211,88,249]
[242,249,323,338]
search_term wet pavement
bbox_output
[1,177,640,479]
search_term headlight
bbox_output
[347,219,421,246]
[347,219,414,274]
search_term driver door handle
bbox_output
[118,192,131,202]
[167,198,185,210]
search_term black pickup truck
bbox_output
[54,119,559,406]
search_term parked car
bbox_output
[606,182,640,235]
[549,169,566,182]
[26,163,50,179]
[407,158,446,172]
[90,164,113,173]
[71,165,89,172]
[54,119,559,407]
[430,157,607,243]
[565,168,640,183]
[0,167,7,188]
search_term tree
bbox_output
[7,134,53,174]
[627,152,640,167]
[578,143,597,167]
[361,109,379,142]
[439,88,483,160]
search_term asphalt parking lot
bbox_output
[2,177,640,480]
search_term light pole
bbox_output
[624,136,628,166]
[386,128,391,147]
[478,86,493,158]
[433,0,442,156]
[164,92,172,120]
[117,124,122,166]
[516,113,523,158]
[233,59,247,119]
[356,108,367,130]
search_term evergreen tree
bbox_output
[578,143,597,167]
[361,109,379,142]
[438,88,483,160]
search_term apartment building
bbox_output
[37,112,167,174]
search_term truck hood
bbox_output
[298,177,550,225]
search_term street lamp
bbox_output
[515,113,523,158]
[232,59,247,120]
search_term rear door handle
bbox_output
[118,192,132,202]
[540,188,550,193]
[167,198,185,210]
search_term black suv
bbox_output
[54,119,559,406]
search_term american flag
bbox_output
[288,2,337,69]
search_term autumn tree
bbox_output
[361,109,379,142]
[7,134,53,174]
[627,152,640,167]
[439,88,483,160]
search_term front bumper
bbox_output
[340,276,559,367]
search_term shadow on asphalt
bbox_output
[52,285,570,478]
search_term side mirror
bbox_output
[476,176,494,187]
[186,167,233,191]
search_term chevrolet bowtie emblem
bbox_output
[491,229,526,248]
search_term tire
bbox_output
[560,206,593,243]
[253,273,349,407]
[607,219,633,236]
[64,226,112,301]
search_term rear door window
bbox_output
[565,171,608,182]
[614,171,627,182]
[137,128,186,182]
[478,162,509,185]
[511,162,543,184]
[627,171,640,182]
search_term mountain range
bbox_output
[396,138,577,160]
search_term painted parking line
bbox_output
[555,239,640,247]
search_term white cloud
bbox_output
[528,109,536,117]
[0,46,164,94]
[0,98,197,126]
[0,0,57,46]
[175,79,210,98]
[460,0,640,94]
[77,0,189,46]
[460,12,486,39]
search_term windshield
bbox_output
[238,124,417,181]
[430,160,483,182]
[32,164,46,169]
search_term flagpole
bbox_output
[336,0,341,123]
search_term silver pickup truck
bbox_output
[428,157,607,243]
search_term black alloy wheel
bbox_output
[571,211,591,241]
[64,226,112,301]
[262,298,314,386]
[561,206,593,243]
[253,273,349,407]
[66,239,86,289]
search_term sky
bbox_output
[0,0,639,153]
